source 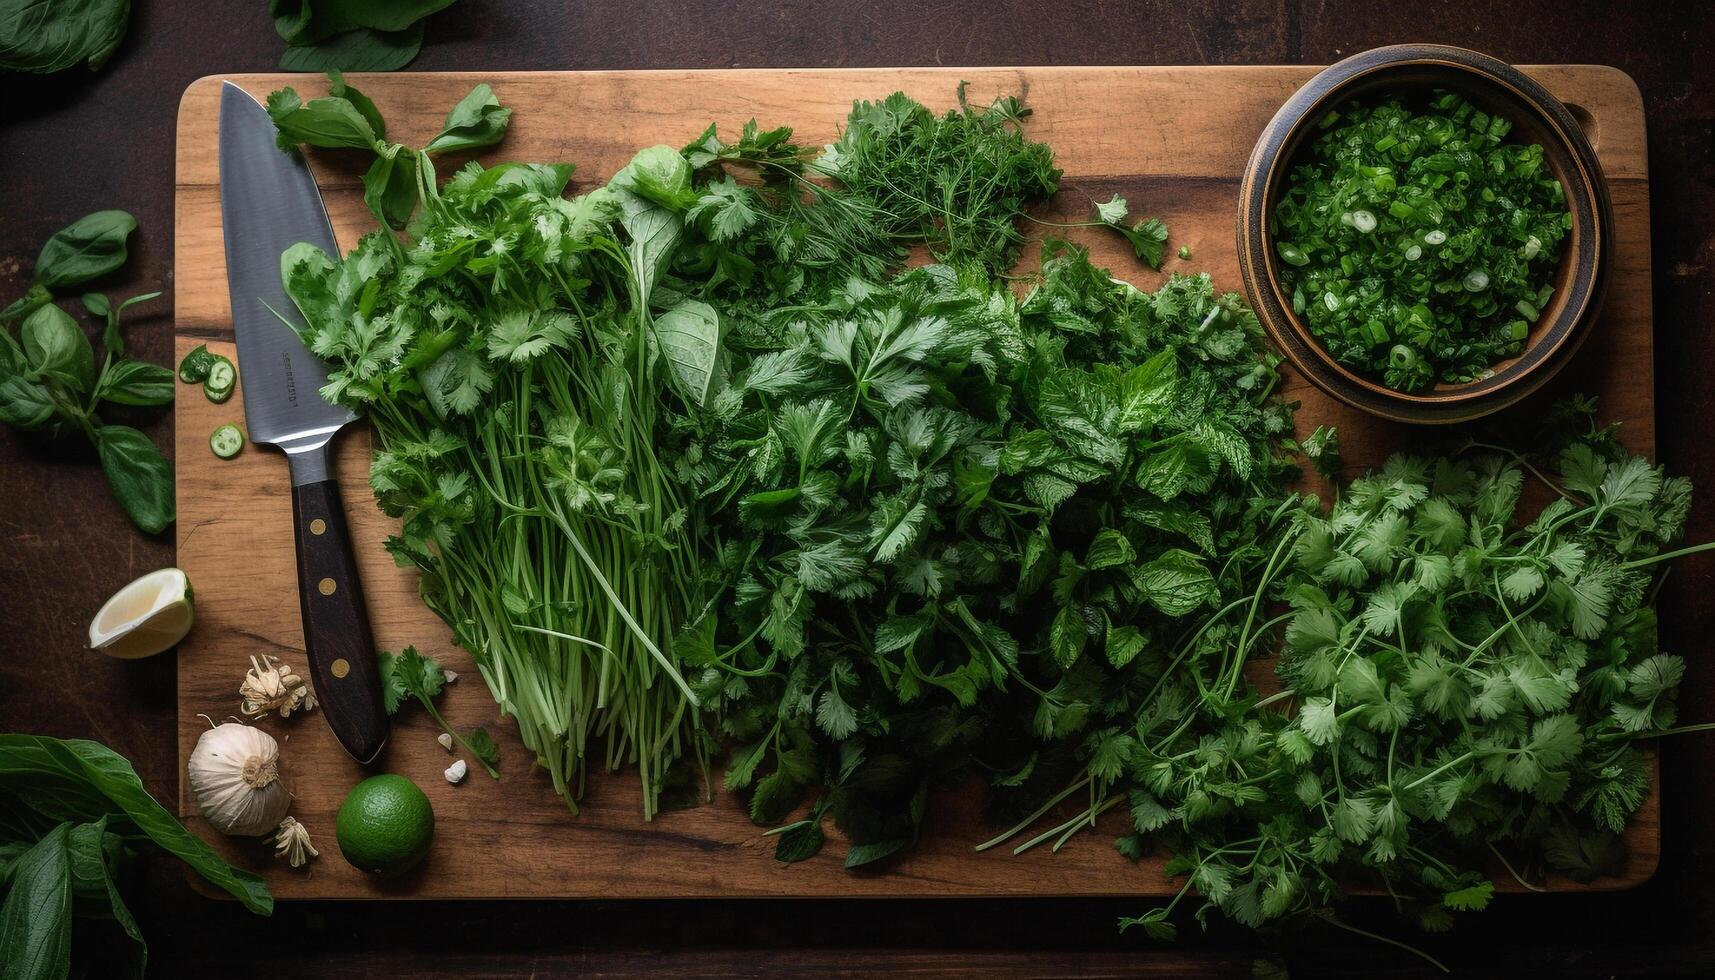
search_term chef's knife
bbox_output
[219,81,388,764]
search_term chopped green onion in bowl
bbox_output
[1269,90,1571,392]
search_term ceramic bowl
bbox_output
[1237,43,1612,424]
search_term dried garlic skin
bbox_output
[275,816,319,868]
[240,654,317,719]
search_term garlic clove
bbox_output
[443,669,458,684]
[436,732,454,752]
[444,759,468,784]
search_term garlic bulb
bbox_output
[188,722,292,836]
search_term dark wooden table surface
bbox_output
[4,2,1713,976]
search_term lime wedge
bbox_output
[89,568,195,660]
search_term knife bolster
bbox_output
[285,439,335,486]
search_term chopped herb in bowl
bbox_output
[1270,91,1571,392]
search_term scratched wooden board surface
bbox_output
[174,66,1654,899]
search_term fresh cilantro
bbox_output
[378,646,500,778]
[268,73,512,228]
[1090,195,1171,269]
[988,403,1712,945]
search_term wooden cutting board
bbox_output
[174,66,1656,899]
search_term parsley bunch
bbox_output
[665,235,1302,860]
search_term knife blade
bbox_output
[219,81,388,765]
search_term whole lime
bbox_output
[335,774,434,876]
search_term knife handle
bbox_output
[291,477,389,764]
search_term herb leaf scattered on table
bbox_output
[0,0,131,75]
[0,212,171,534]
[379,647,500,778]
[270,0,456,72]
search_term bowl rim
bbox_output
[1237,43,1613,423]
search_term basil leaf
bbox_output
[842,837,909,869]
[21,304,94,393]
[0,377,60,430]
[616,189,683,308]
[653,298,722,408]
[613,145,699,212]
[64,818,146,972]
[270,0,318,44]
[32,211,136,289]
[95,425,174,534]
[0,736,272,915]
[271,0,455,45]
[0,824,72,980]
[327,69,387,140]
[0,0,130,74]
[80,292,111,319]
[772,820,825,863]
[279,22,424,73]
[424,84,512,154]
[0,284,52,324]
[363,143,421,229]
[97,359,174,406]
[265,84,379,151]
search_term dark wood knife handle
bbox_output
[291,478,388,764]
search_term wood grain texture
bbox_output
[174,66,1655,901]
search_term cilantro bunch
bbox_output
[274,87,708,816]
[987,401,1710,948]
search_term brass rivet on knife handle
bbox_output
[332,658,350,679]
[318,577,337,595]
[310,518,327,535]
